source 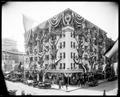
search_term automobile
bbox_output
[27,80,34,86]
[37,82,51,89]
[8,90,17,95]
[37,82,45,88]
[10,77,21,82]
[32,81,39,87]
[23,80,27,84]
[87,80,98,87]
[4,74,11,80]
[9,78,18,82]
[44,82,51,89]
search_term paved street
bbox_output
[5,79,118,95]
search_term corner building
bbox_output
[24,9,110,82]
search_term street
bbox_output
[5,79,118,95]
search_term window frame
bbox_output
[63,63,65,69]
[63,52,65,59]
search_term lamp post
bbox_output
[23,54,26,82]
[65,72,72,91]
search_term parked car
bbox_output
[37,82,45,88]
[10,76,20,82]
[87,80,98,87]
[37,82,51,89]
[32,81,39,87]
[27,80,34,86]
[4,74,11,80]
[44,82,51,89]
[8,90,17,95]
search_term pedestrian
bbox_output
[103,90,106,96]
[59,80,61,89]
[66,83,68,91]
[61,80,63,88]
[79,75,82,87]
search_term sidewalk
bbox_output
[106,88,118,95]
[51,79,108,92]
[51,84,83,92]
[5,80,117,95]
[98,79,108,84]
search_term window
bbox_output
[30,48,33,54]
[45,55,49,60]
[71,32,72,37]
[51,45,54,50]
[73,42,75,48]
[60,42,65,49]
[5,55,7,60]
[71,41,72,48]
[63,41,65,48]
[54,54,56,59]
[60,34,62,38]
[63,52,65,59]
[63,34,65,37]
[45,64,48,69]
[46,46,49,50]
[34,57,37,61]
[51,36,54,41]
[73,53,75,59]
[60,53,62,59]
[34,49,37,55]
[71,32,75,38]
[60,42,62,49]
[51,55,54,60]
[71,52,73,58]
[26,58,28,63]
[85,46,87,50]
[60,63,62,69]
[63,63,65,69]
[71,63,73,69]
[74,63,75,69]
[30,57,33,62]
[73,33,75,38]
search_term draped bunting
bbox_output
[49,9,85,29]
[49,14,61,27]
[62,10,74,26]
[24,9,114,74]
[74,13,84,25]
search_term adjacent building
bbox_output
[2,38,18,52]
[2,38,26,73]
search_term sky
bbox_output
[2,2,118,52]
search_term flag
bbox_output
[23,14,39,32]
[105,39,118,58]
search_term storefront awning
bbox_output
[45,69,83,73]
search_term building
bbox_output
[2,38,18,52]
[2,38,26,73]
[24,8,116,82]
[2,50,26,73]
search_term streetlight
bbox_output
[65,73,72,91]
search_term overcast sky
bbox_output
[2,2,118,52]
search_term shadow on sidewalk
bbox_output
[50,85,88,92]
[83,80,118,92]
